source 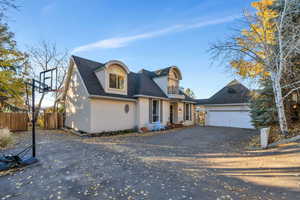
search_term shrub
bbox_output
[0,128,14,148]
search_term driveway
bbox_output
[1,126,300,200]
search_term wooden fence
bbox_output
[44,112,63,129]
[0,112,28,131]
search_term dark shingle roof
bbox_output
[196,80,251,105]
[72,56,167,99]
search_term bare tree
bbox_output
[209,0,300,135]
[28,41,69,120]
[0,0,18,19]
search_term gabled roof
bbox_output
[196,80,251,105]
[71,56,167,99]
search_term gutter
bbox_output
[133,95,169,100]
[197,103,250,106]
[89,95,137,102]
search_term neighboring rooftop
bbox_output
[196,80,251,105]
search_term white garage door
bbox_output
[206,110,254,129]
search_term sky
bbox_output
[8,0,255,106]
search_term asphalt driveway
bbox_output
[1,126,300,200]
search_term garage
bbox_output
[196,80,255,129]
[206,109,254,129]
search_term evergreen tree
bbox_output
[250,78,278,128]
[0,22,28,111]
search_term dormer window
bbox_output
[109,73,124,89]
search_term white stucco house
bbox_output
[196,80,254,129]
[61,56,196,133]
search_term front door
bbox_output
[170,105,173,123]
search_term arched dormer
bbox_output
[105,60,129,95]
[168,66,182,80]
[94,60,130,95]
[104,60,130,74]
[168,66,182,89]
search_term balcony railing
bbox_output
[167,86,181,94]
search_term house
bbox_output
[196,80,254,129]
[62,56,196,133]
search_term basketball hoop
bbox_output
[39,68,57,93]
[0,67,58,171]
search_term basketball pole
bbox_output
[32,79,36,158]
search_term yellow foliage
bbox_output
[231,0,277,79]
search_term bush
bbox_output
[0,128,14,148]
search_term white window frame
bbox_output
[152,99,160,123]
[109,73,124,90]
[185,103,192,121]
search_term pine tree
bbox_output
[250,78,278,128]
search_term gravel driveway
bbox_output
[1,126,300,200]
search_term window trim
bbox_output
[185,103,192,121]
[152,99,160,123]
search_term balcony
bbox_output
[167,86,185,99]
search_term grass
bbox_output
[0,128,14,148]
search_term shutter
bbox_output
[160,100,163,123]
[149,98,152,123]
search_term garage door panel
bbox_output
[206,110,253,129]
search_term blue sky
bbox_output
[9,0,255,102]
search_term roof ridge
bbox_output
[71,55,104,65]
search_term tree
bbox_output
[27,41,68,120]
[0,0,18,20]
[0,22,28,111]
[209,0,300,135]
[250,78,277,128]
[184,88,196,99]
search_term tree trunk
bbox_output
[34,93,46,122]
[271,73,288,136]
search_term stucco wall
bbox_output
[163,100,170,125]
[65,67,91,132]
[136,98,170,129]
[136,97,149,128]
[90,98,137,133]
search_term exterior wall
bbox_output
[136,97,149,129]
[136,98,170,129]
[65,66,91,132]
[153,76,168,94]
[163,100,170,125]
[90,98,137,133]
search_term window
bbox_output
[185,103,192,121]
[109,73,124,89]
[152,100,160,122]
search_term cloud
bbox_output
[72,15,240,53]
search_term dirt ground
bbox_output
[0,126,300,200]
